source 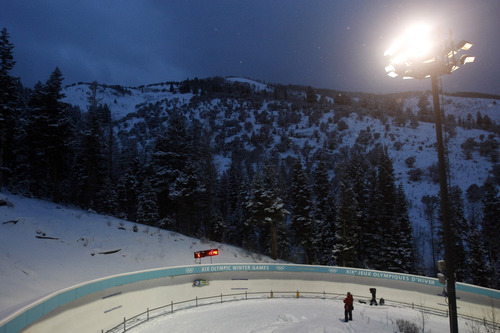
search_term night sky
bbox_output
[1,0,499,95]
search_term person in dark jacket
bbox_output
[343,292,353,322]
[370,288,378,306]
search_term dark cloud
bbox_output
[1,0,498,94]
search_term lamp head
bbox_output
[384,24,474,79]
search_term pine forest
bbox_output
[1,28,500,289]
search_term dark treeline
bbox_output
[1,28,500,288]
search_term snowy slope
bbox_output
[226,76,272,92]
[133,298,485,333]
[0,192,277,319]
[63,83,193,120]
[60,78,500,271]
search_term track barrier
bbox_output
[0,264,498,332]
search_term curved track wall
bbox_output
[1,264,499,333]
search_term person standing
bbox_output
[343,292,353,322]
[370,288,378,306]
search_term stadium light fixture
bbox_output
[384,24,474,79]
[384,23,475,333]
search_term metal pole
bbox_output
[431,73,459,333]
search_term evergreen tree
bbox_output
[306,86,317,104]
[95,104,118,214]
[150,110,190,232]
[417,92,432,122]
[465,184,483,226]
[116,158,142,221]
[150,115,214,236]
[276,211,291,261]
[421,194,441,275]
[246,165,288,259]
[341,147,371,266]
[467,220,492,287]
[24,81,46,192]
[211,211,225,243]
[334,181,359,267]
[367,148,398,270]
[363,167,379,267]
[43,67,73,202]
[444,186,469,282]
[290,160,317,264]
[313,160,336,265]
[392,184,416,273]
[313,160,332,223]
[74,99,109,210]
[188,120,217,239]
[136,179,159,226]
[174,155,206,235]
[24,68,73,202]
[0,28,19,189]
[217,169,234,241]
[220,161,249,247]
[481,180,500,288]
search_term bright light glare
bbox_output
[403,24,433,58]
[385,23,435,64]
[385,23,474,79]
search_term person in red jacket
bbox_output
[343,292,354,322]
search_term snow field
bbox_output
[0,192,276,320]
[132,297,487,333]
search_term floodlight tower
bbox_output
[384,24,474,333]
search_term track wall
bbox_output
[1,264,498,333]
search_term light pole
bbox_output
[384,24,474,333]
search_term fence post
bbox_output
[323,291,326,300]
[220,293,223,303]
[123,317,126,332]
[245,291,247,300]
[196,296,198,307]
[270,290,274,298]
[147,308,149,321]
[171,301,174,314]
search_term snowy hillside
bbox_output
[57,78,500,276]
[0,192,276,318]
[2,76,500,329]
[63,82,192,121]
[61,78,500,231]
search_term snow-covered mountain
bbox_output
[1,77,499,328]
[61,77,500,233]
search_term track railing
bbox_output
[103,290,499,333]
